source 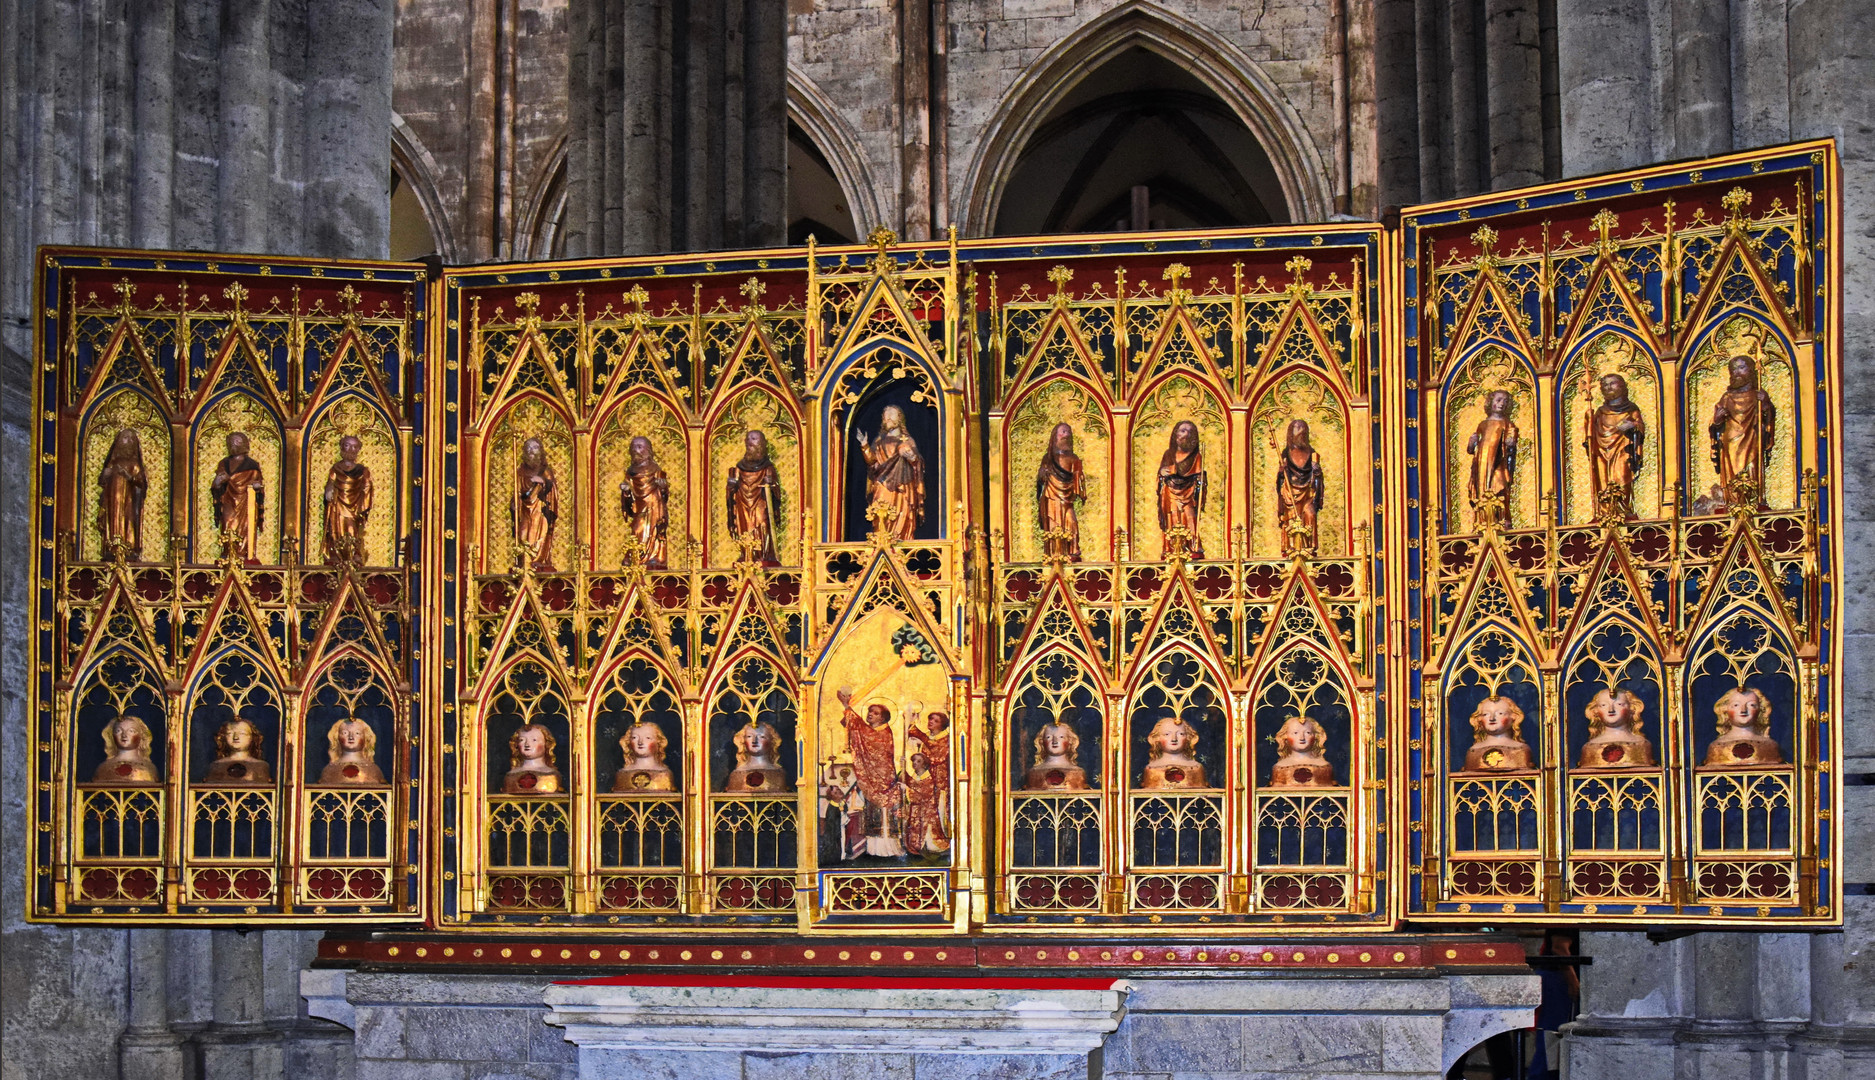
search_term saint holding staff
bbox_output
[211,431,266,562]
[1035,422,1086,561]
[97,429,149,559]
[321,434,374,564]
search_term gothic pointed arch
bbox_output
[391,112,460,262]
[788,67,885,240]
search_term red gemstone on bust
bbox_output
[518,773,537,790]
[1046,769,1066,786]
[1602,746,1624,764]
[116,764,133,777]
[746,773,765,787]
[1294,767,1314,784]
[1733,743,1755,759]
[343,764,361,778]
[1164,767,1185,783]
[228,764,247,779]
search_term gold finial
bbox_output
[1046,265,1073,297]
[624,284,650,311]
[739,276,767,317]
[1470,226,1500,269]
[1162,524,1196,563]
[223,282,249,312]
[514,291,541,318]
[1284,255,1314,297]
[112,278,136,310]
[337,284,363,315]
[1162,262,1191,301]
[864,500,900,545]
[1590,208,1619,255]
[1721,186,1752,222]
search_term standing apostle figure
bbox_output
[1466,390,1519,530]
[514,437,560,571]
[97,429,149,559]
[211,431,266,562]
[1156,420,1206,558]
[619,435,671,568]
[857,405,924,541]
[1274,419,1325,557]
[1709,354,1776,509]
[1584,373,1645,521]
[725,429,782,565]
[1035,422,1085,561]
[321,434,374,564]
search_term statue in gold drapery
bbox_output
[619,435,671,569]
[1584,374,1645,521]
[1034,422,1085,561]
[514,437,560,571]
[1709,354,1776,510]
[1274,419,1325,557]
[98,429,149,559]
[1465,390,1518,529]
[1155,420,1206,558]
[320,435,374,565]
[857,406,924,541]
[210,432,266,562]
[725,430,782,565]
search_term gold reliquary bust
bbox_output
[1268,715,1337,788]
[1576,688,1656,769]
[723,720,790,793]
[1139,714,1207,790]
[502,723,564,794]
[1460,696,1536,773]
[203,718,272,785]
[1701,687,1784,768]
[1023,721,1090,790]
[92,714,159,785]
[319,717,385,785]
[612,720,676,792]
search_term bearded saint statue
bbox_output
[1035,422,1085,560]
[857,405,925,541]
[1155,420,1206,558]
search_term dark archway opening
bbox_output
[993,47,1287,235]
[788,120,858,245]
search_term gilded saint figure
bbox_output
[319,717,385,785]
[1584,373,1645,520]
[321,434,374,565]
[1701,687,1784,768]
[1709,354,1776,510]
[1035,422,1085,561]
[619,435,671,568]
[723,720,789,792]
[1461,696,1535,772]
[909,709,951,805]
[1466,390,1519,529]
[502,723,564,794]
[1022,720,1090,790]
[1140,713,1207,789]
[203,718,272,785]
[1275,419,1325,557]
[857,405,925,541]
[903,749,950,855]
[1576,688,1656,769]
[210,431,266,562]
[834,687,906,857]
[514,438,560,571]
[98,429,149,559]
[1268,716,1338,788]
[92,715,159,785]
[1155,420,1206,558]
[613,720,676,792]
[725,430,782,565]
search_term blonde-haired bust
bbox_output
[1576,687,1655,769]
[502,723,563,794]
[723,720,790,792]
[613,720,676,792]
[1461,696,1535,772]
[1701,687,1783,767]
[320,717,385,785]
[92,714,159,785]
[1139,714,1206,789]
[1023,721,1089,790]
[1268,715,1337,788]
[204,718,272,785]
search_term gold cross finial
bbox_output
[1046,265,1073,296]
[1162,262,1191,302]
[514,291,541,318]
[740,277,766,302]
[864,499,900,544]
[1470,226,1500,269]
[867,225,898,253]
[112,279,136,309]
[1721,186,1752,219]
[1284,256,1314,296]
[222,282,249,311]
[337,284,363,315]
[624,284,650,311]
[1590,208,1619,254]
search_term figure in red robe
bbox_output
[835,687,905,857]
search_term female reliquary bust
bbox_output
[502,723,564,794]
[612,720,676,792]
[92,714,159,784]
[1460,696,1536,772]
[1139,714,1207,789]
[319,717,385,785]
[1268,716,1338,788]
[1576,688,1656,768]
[1701,687,1784,768]
[723,720,790,792]
[1023,721,1090,790]
[203,718,272,785]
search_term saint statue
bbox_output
[210,431,266,562]
[1701,687,1784,768]
[1466,390,1519,530]
[619,435,671,569]
[97,429,149,559]
[613,720,676,792]
[501,723,564,794]
[725,430,782,565]
[857,405,924,541]
[1274,419,1325,557]
[834,687,906,857]
[1576,688,1656,769]
[91,715,159,785]
[909,709,951,803]
[1139,713,1207,789]
[1022,721,1090,790]
[723,720,789,792]
[1035,422,1086,561]
[1708,354,1776,509]
[1460,696,1535,772]
[1268,716,1337,788]
[321,434,374,565]
[319,717,385,785]
[1583,373,1645,520]
[903,750,951,855]
[1155,420,1206,558]
[203,718,272,785]
[514,437,560,571]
